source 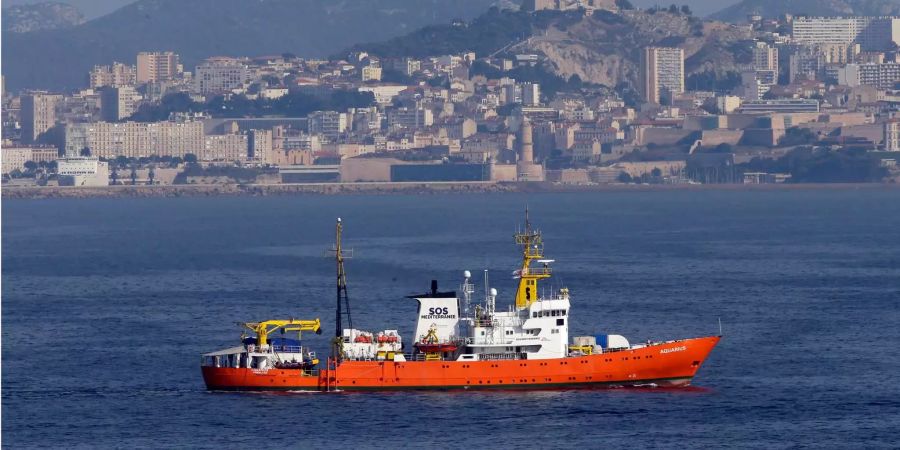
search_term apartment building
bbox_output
[308,111,349,141]
[194,57,252,95]
[100,86,139,121]
[65,121,204,158]
[792,17,900,51]
[838,63,900,89]
[641,47,684,104]
[203,134,249,161]
[752,42,779,74]
[21,92,63,143]
[90,63,137,88]
[137,52,182,83]
[387,107,434,130]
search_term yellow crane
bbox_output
[241,319,322,347]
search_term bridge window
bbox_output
[557,319,565,326]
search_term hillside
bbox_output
[709,0,900,22]
[355,8,754,91]
[1,0,499,92]
[2,2,85,33]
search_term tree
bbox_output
[148,166,156,185]
[115,155,128,168]
[668,4,679,13]
[567,74,583,91]
[111,168,118,185]
[80,147,92,157]
[23,161,38,171]
[130,166,137,185]
[614,0,634,10]
[617,171,633,183]
[680,5,692,15]
[184,153,198,164]
[651,167,663,177]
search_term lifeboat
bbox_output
[414,342,458,353]
[377,334,399,344]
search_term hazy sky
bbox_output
[3,0,740,20]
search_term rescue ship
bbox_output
[201,214,720,391]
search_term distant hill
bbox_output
[709,0,900,22]
[2,1,85,33]
[1,0,500,92]
[354,8,754,91]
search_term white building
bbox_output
[358,85,407,105]
[203,134,249,161]
[642,47,684,104]
[361,65,383,82]
[57,157,109,186]
[388,107,434,130]
[792,16,900,51]
[838,63,900,89]
[65,121,205,158]
[194,58,252,94]
[2,147,33,174]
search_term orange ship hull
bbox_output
[202,336,719,391]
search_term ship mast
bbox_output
[513,207,551,309]
[330,218,353,338]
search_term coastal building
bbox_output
[516,118,544,181]
[21,92,62,144]
[2,147,34,173]
[137,51,182,83]
[57,157,109,186]
[641,47,684,104]
[203,133,249,161]
[65,120,204,158]
[249,129,274,164]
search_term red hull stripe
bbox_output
[205,377,694,392]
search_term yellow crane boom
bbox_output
[241,319,322,347]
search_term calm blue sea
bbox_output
[3,190,900,448]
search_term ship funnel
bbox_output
[431,280,438,295]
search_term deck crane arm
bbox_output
[241,319,322,347]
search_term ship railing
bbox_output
[523,267,551,276]
[269,345,303,354]
[478,352,527,361]
[472,319,498,328]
